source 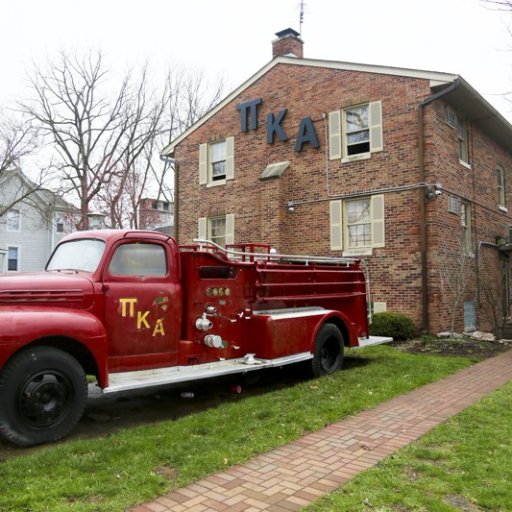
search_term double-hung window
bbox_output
[498,167,506,209]
[345,105,370,156]
[210,141,227,182]
[7,209,20,232]
[328,101,383,161]
[199,137,234,186]
[330,195,385,254]
[461,202,472,253]
[458,118,469,164]
[346,199,371,247]
[198,214,235,247]
[7,246,19,271]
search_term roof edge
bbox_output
[159,57,465,157]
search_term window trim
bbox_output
[328,101,382,163]
[498,167,506,209]
[7,245,20,272]
[198,213,235,247]
[199,137,234,187]
[457,117,470,165]
[330,195,385,255]
[460,201,472,254]
[6,209,20,232]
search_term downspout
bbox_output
[174,160,179,242]
[418,78,460,332]
[160,155,178,242]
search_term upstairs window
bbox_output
[458,118,469,164]
[210,141,227,182]
[6,209,20,232]
[199,137,235,186]
[345,105,370,156]
[329,101,383,161]
[498,167,506,209]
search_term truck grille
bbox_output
[0,289,85,303]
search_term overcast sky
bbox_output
[1,0,511,122]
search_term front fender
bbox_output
[0,308,107,384]
[309,311,359,352]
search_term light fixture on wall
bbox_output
[425,182,442,200]
[287,200,295,213]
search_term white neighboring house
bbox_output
[0,169,77,272]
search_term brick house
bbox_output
[138,197,174,235]
[162,28,512,335]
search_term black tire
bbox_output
[311,324,344,377]
[0,346,87,447]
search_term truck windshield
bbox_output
[46,239,106,273]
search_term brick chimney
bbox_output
[272,28,304,59]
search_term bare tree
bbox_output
[23,52,223,230]
[22,51,143,229]
[437,233,474,336]
[0,112,44,218]
[91,65,224,229]
[479,249,512,337]
[480,0,512,8]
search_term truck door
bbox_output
[103,241,181,371]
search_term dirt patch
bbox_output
[392,337,512,358]
[444,494,484,511]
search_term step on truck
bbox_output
[0,230,390,446]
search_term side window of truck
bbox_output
[108,243,167,277]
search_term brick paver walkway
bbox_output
[130,349,512,512]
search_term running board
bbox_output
[357,335,393,347]
[103,352,313,394]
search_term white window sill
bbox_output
[499,205,508,213]
[343,248,373,257]
[342,153,371,164]
[206,179,227,188]
[459,159,471,169]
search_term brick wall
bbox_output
[173,62,512,334]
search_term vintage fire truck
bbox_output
[0,230,389,446]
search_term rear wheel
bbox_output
[311,324,344,377]
[0,346,87,446]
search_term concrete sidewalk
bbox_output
[130,349,512,512]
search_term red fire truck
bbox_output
[0,230,389,446]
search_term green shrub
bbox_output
[370,311,415,340]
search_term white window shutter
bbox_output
[330,200,343,250]
[328,111,342,160]
[369,101,383,153]
[225,213,235,245]
[198,217,207,239]
[371,194,385,248]
[199,144,208,185]
[225,136,235,180]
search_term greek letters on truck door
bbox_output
[103,242,180,371]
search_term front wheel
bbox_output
[0,346,87,446]
[311,324,344,377]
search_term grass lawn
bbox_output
[307,378,512,512]
[0,346,475,512]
